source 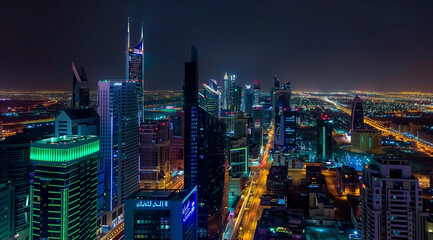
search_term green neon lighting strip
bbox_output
[30,140,99,162]
[61,188,69,240]
[30,185,34,237]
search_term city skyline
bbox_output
[2,0,433,92]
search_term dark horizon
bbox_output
[1,0,433,92]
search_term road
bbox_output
[231,122,274,240]
[321,97,433,157]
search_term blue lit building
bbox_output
[317,115,333,161]
[97,80,139,229]
[124,187,197,240]
[351,95,364,131]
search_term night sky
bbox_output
[1,0,433,92]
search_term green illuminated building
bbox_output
[30,135,99,240]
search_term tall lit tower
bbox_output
[30,136,99,240]
[97,80,139,227]
[243,85,253,115]
[223,72,229,110]
[126,18,145,122]
[229,75,236,112]
[203,82,221,118]
[253,80,261,105]
[351,95,364,131]
[317,114,333,161]
[71,62,89,109]
[184,46,226,239]
[274,82,295,150]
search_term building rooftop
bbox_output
[62,108,99,121]
[130,187,196,202]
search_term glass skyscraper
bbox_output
[97,80,139,228]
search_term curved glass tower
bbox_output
[351,95,364,131]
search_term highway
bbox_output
[321,97,433,157]
[231,122,274,240]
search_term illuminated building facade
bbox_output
[351,129,382,154]
[253,80,261,105]
[139,122,159,189]
[351,95,364,131]
[124,187,197,240]
[233,85,242,112]
[233,112,248,138]
[183,46,226,239]
[30,136,99,240]
[97,80,139,227]
[337,166,360,196]
[274,83,295,150]
[169,111,184,173]
[126,19,145,121]
[316,115,333,161]
[203,82,221,118]
[223,72,229,110]
[361,155,427,240]
[243,85,253,115]
[229,75,236,111]
[252,105,263,144]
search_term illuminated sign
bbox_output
[182,200,196,222]
[114,83,122,86]
[136,200,169,208]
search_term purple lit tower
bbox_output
[126,18,145,122]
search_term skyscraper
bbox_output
[203,82,221,118]
[252,105,263,145]
[317,115,333,161]
[361,155,427,240]
[126,18,145,122]
[243,85,253,115]
[223,72,229,110]
[233,85,242,112]
[183,46,226,239]
[274,83,295,150]
[71,62,89,109]
[139,122,159,189]
[30,135,99,239]
[351,95,364,131]
[253,80,261,105]
[169,111,184,174]
[229,75,236,111]
[97,80,139,228]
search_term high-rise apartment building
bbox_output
[30,135,99,239]
[71,62,89,109]
[361,155,427,240]
[126,19,145,121]
[274,83,296,150]
[351,95,364,131]
[233,85,242,112]
[252,105,263,145]
[97,80,139,227]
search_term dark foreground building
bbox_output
[124,187,198,240]
[183,46,227,239]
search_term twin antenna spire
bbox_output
[127,17,144,49]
